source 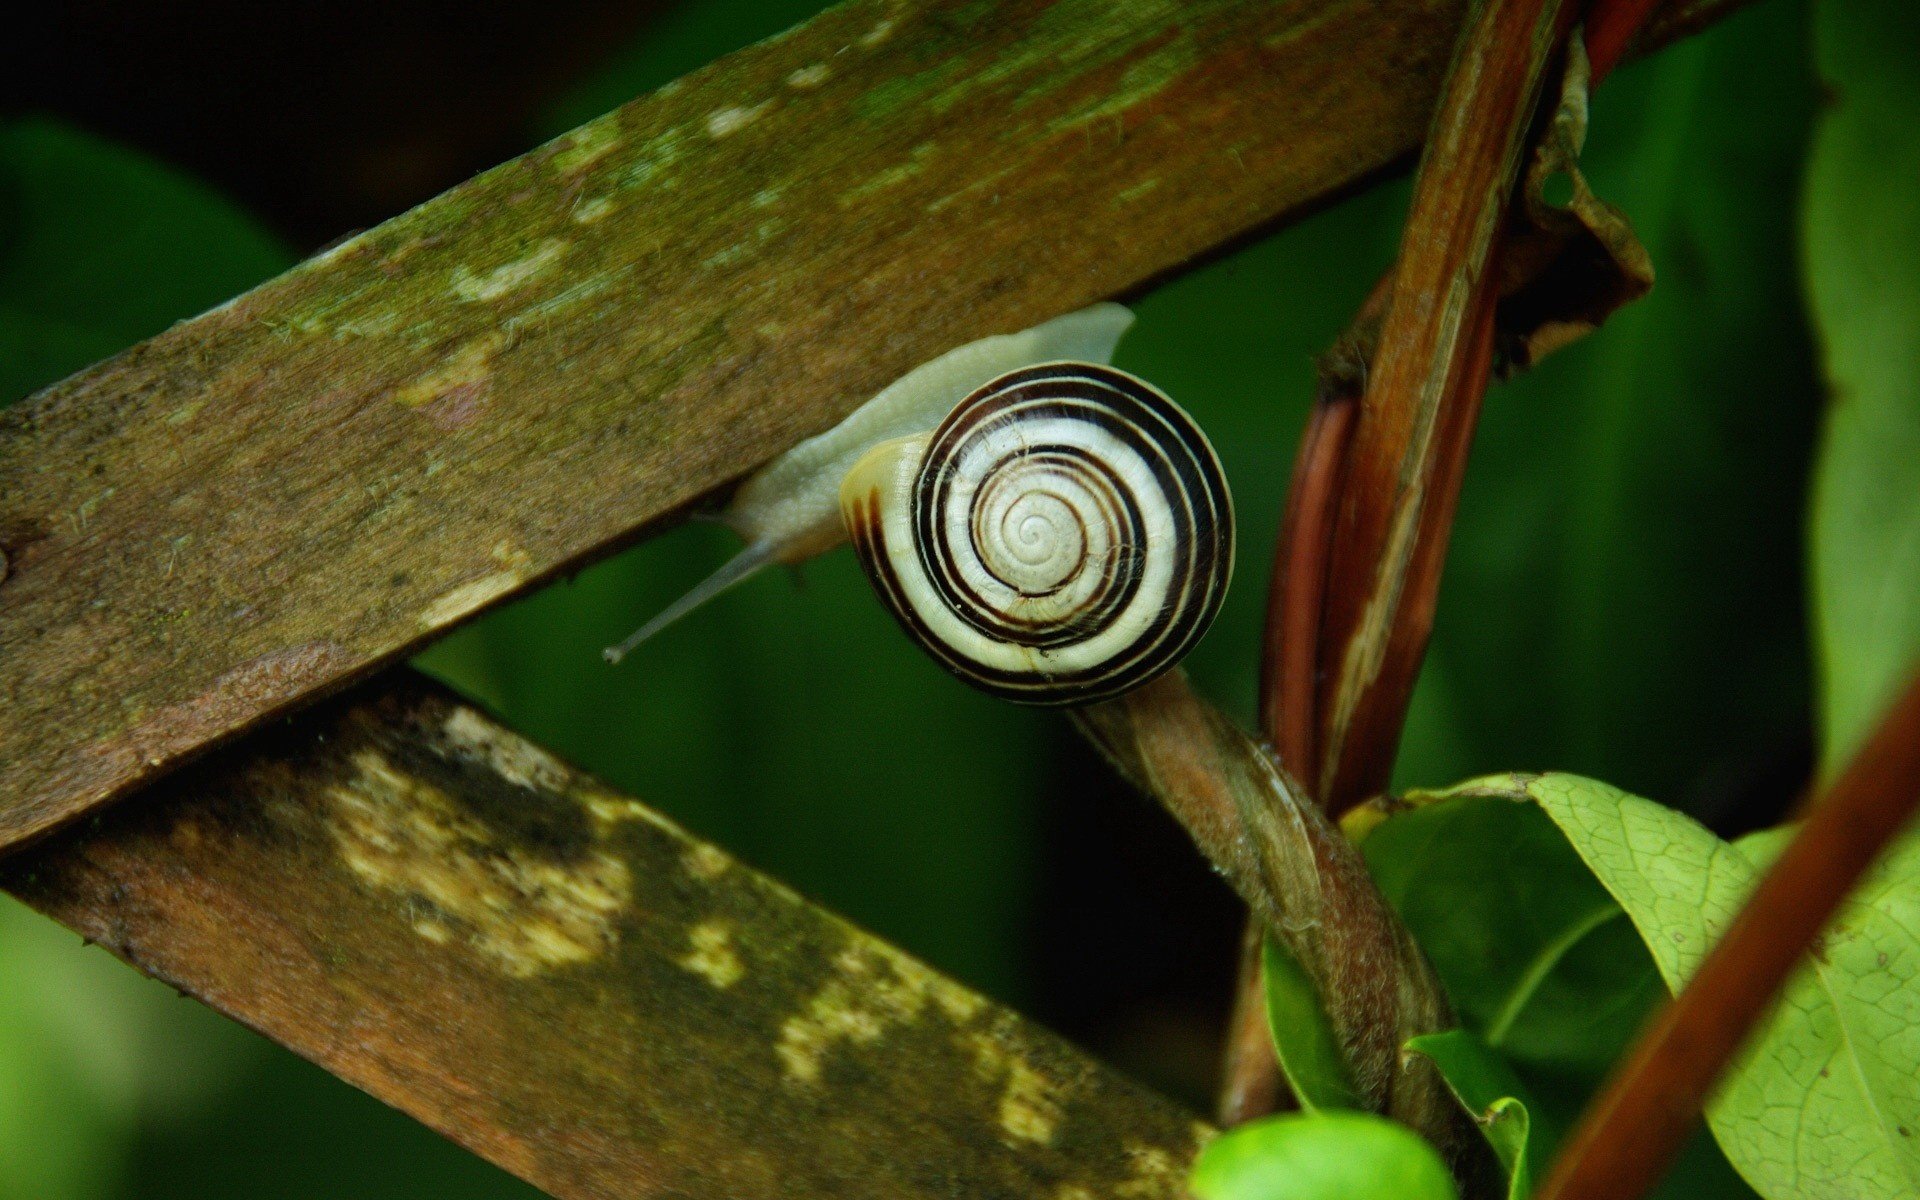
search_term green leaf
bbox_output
[1432,773,1920,1200]
[1732,825,1795,873]
[1407,1030,1542,1200]
[1260,937,1363,1112]
[1189,1111,1459,1200]
[0,118,291,405]
[1359,793,1661,1076]
[1805,0,1920,774]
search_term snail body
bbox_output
[605,303,1134,661]
[607,304,1234,708]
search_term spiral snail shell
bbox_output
[841,362,1233,705]
[606,303,1234,707]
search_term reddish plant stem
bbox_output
[1230,0,1667,1130]
[1314,0,1574,813]
[1259,0,1640,785]
[1587,0,1664,77]
[1218,924,1290,1126]
[1537,669,1920,1200]
[1309,0,1643,815]
[1261,391,1360,766]
[1226,0,1570,1129]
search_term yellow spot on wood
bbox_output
[441,708,571,792]
[969,1033,1065,1145]
[553,123,621,174]
[1116,1145,1184,1198]
[1000,1061,1062,1143]
[679,920,745,988]
[451,239,569,302]
[393,333,505,409]
[787,63,831,89]
[327,749,631,978]
[572,195,615,224]
[683,843,732,881]
[706,102,772,138]
[777,942,985,1083]
[336,310,402,337]
[420,570,522,629]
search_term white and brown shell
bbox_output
[839,362,1234,705]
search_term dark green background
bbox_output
[0,0,1855,1195]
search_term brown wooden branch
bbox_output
[1536,668,1920,1200]
[0,672,1211,1200]
[0,0,1757,856]
[1070,672,1483,1178]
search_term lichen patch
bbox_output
[572,194,616,224]
[393,332,506,427]
[552,122,622,174]
[679,920,745,988]
[327,749,631,978]
[705,102,772,138]
[776,941,984,1083]
[969,1034,1065,1144]
[682,843,732,881]
[1116,1145,1185,1197]
[786,63,831,89]
[451,239,569,302]
[440,708,572,793]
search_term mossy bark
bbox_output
[2,673,1211,1199]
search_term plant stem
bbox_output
[1073,672,1477,1169]
[1230,0,1667,1129]
[1535,668,1920,1200]
[1315,0,1572,812]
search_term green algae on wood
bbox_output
[1,673,1211,1200]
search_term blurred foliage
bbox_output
[0,119,288,406]
[0,0,1876,1195]
[1804,0,1920,774]
[0,896,244,1200]
[1189,1110,1460,1200]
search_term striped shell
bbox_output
[839,362,1233,706]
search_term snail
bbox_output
[607,303,1234,706]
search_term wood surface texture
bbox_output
[0,0,1734,849]
[3,675,1210,1200]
